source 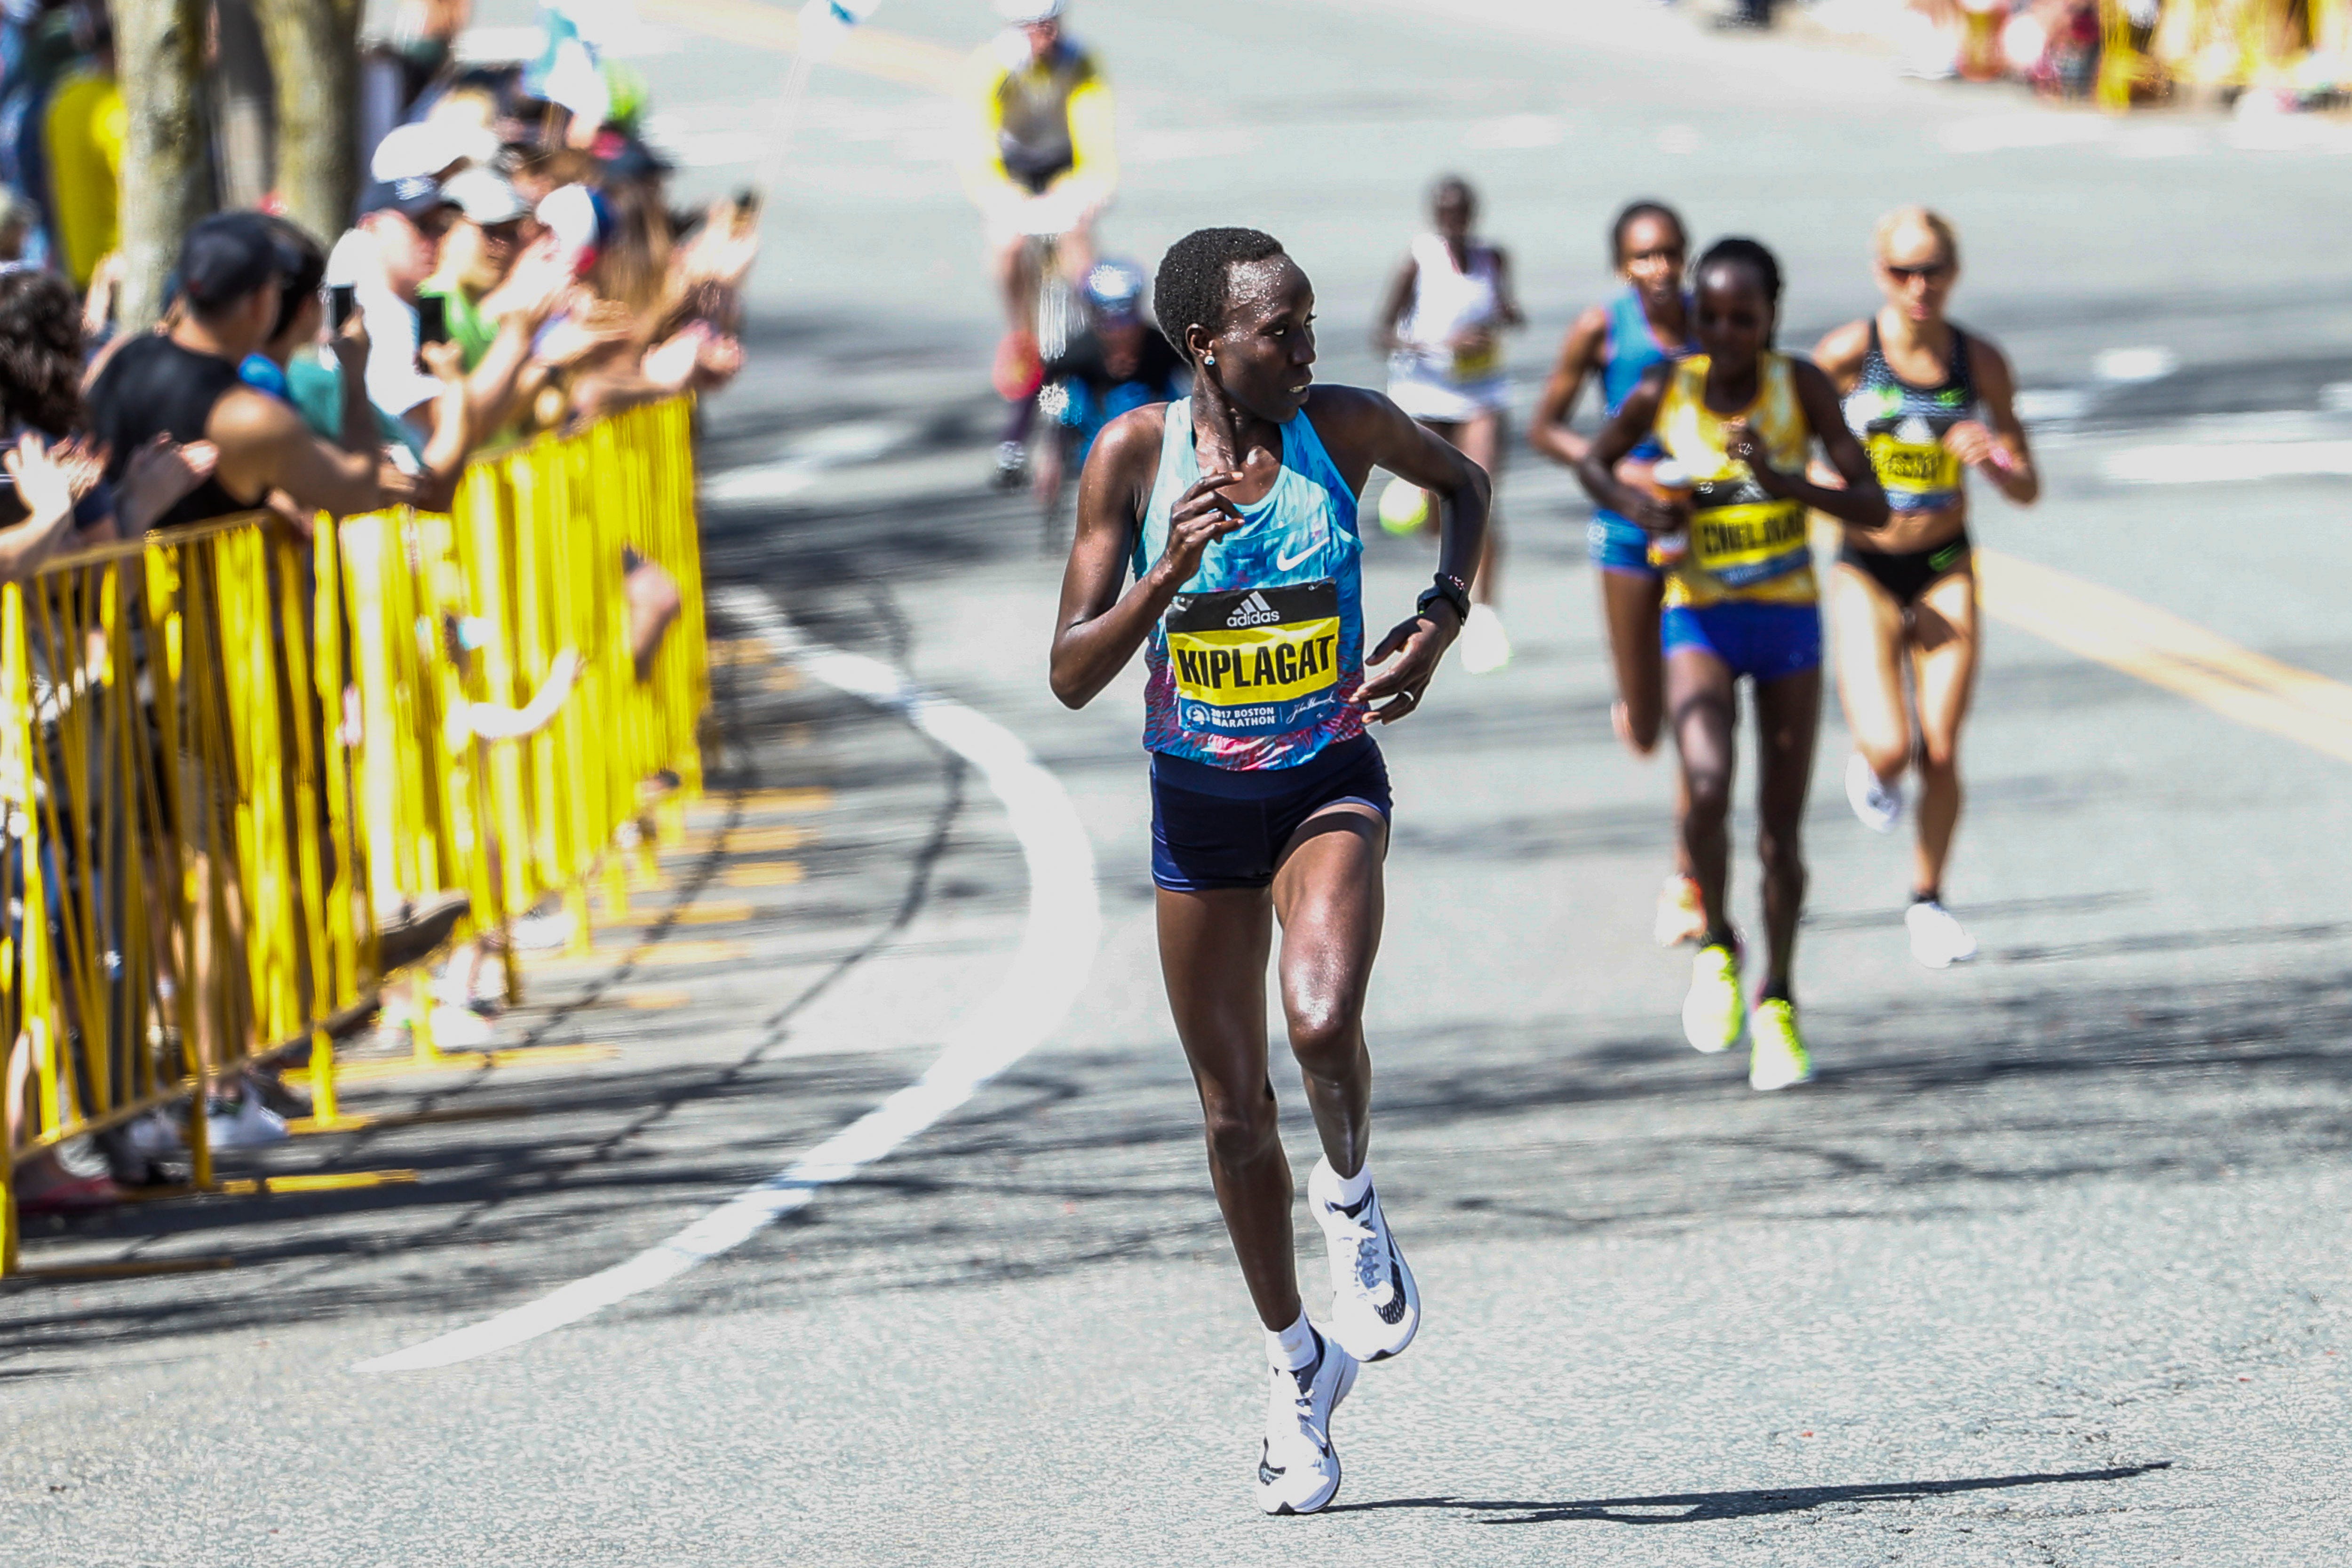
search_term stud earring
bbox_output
[1204,354,1216,366]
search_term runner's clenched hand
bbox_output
[1157,470,1248,581]
[1353,602,1460,724]
[1942,418,2002,470]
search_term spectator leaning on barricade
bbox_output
[87,211,452,527]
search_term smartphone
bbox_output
[417,294,449,349]
[328,283,358,330]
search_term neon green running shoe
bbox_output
[1681,942,1744,1054]
[1747,999,1813,1091]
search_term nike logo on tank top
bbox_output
[1134,398,1367,772]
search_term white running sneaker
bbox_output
[1308,1157,1420,1362]
[1844,751,1902,834]
[1906,899,1978,969]
[1458,603,1512,675]
[1653,874,1707,948]
[1682,941,1745,1054]
[1256,1327,1359,1516]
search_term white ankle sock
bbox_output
[1267,1308,1318,1372]
[1321,1157,1373,1210]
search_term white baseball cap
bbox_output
[443,167,529,226]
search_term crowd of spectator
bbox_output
[0,1,758,1213]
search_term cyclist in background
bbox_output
[1033,259,1188,517]
[962,0,1119,487]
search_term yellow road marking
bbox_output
[1975,548,2352,764]
[680,824,810,855]
[531,939,751,968]
[722,861,804,888]
[617,989,694,1010]
[600,900,760,929]
[636,0,966,89]
[735,788,832,812]
[219,1170,420,1196]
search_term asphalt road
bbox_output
[11,1,2352,1563]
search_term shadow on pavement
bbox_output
[1326,1460,2174,1523]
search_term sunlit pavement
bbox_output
[8,2,2352,1562]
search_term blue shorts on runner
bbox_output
[1588,510,1660,578]
[1150,735,1392,892]
[1661,601,1821,683]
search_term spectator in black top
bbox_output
[87,211,455,529]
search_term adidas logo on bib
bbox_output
[1226,591,1282,628]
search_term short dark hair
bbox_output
[1152,226,1284,357]
[1693,236,1783,314]
[0,269,84,436]
[1610,199,1685,266]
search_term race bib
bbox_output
[1690,490,1809,589]
[1867,432,1961,493]
[1450,342,1499,381]
[1164,581,1343,737]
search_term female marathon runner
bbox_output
[1529,201,1707,946]
[1375,175,1521,674]
[1578,238,1887,1090]
[1812,207,2037,969]
[1051,227,1487,1515]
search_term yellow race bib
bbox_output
[1164,582,1343,737]
[1691,497,1809,589]
[1867,433,1961,493]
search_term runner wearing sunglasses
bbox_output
[1812,207,2038,969]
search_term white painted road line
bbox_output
[356,588,1100,1374]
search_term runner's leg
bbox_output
[1158,886,1298,1330]
[1908,565,1981,897]
[1271,806,1387,1177]
[1751,663,1823,1003]
[1453,407,1505,605]
[1603,568,1669,755]
[1829,560,1911,788]
[1667,646,1739,940]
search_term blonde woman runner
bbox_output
[1812,208,2038,969]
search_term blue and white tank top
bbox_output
[1602,286,1693,463]
[1134,397,1366,772]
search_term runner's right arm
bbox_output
[1574,363,1680,530]
[1370,255,1417,357]
[1528,305,1612,468]
[1049,406,1244,709]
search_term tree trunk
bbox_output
[113,0,212,331]
[213,0,277,211]
[254,0,364,249]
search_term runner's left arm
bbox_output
[1318,388,1489,722]
[1731,359,1889,532]
[1489,247,1526,330]
[1947,338,2039,505]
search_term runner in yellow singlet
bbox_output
[1578,238,1887,1090]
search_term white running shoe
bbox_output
[1458,603,1512,675]
[1682,941,1745,1054]
[1653,874,1707,948]
[1308,1157,1420,1363]
[205,1093,288,1149]
[1906,899,1978,969]
[1844,751,1902,834]
[1256,1327,1359,1516]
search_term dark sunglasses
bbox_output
[1885,261,1952,282]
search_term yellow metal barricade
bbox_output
[0,398,708,1273]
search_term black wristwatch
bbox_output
[1416,573,1471,626]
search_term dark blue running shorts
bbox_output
[1149,736,1392,893]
